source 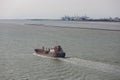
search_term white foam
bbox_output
[59,58,120,74]
[33,53,120,73]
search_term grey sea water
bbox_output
[0,20,120,80]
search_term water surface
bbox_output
[0,20,120,80]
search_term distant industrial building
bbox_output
[61,16,120,22]
[62,16,89,21]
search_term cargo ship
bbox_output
[34,45,66,58]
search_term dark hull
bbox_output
[34,49,66,58]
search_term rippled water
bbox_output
[0,20,120,80]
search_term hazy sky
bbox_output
[0,0,120,19]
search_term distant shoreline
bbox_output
[0,19,120,22]
[29,19,120,22]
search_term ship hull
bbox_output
[34,49,66,58]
